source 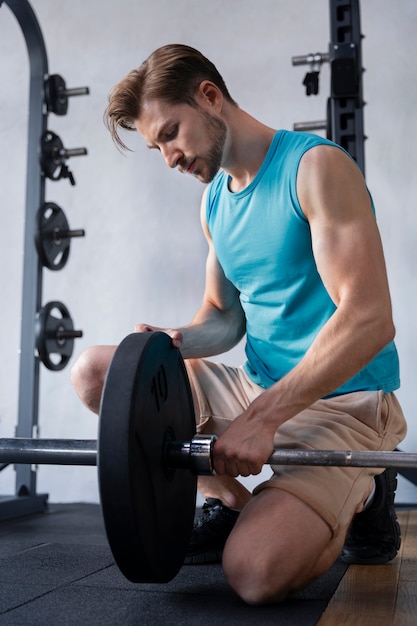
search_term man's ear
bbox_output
[196,80,223,112]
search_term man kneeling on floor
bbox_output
[71,44,407,605]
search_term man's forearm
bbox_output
[178,303,246,359]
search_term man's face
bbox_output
[135,99,227,183]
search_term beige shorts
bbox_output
[185,358,407,538]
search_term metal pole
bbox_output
[4,0,48,500]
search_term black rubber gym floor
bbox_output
[0,503,347,625]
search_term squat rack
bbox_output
[1,0,87,519]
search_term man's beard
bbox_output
[197,111,227,183]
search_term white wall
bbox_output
[0,0,416,504]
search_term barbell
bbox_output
[1,331,416,583]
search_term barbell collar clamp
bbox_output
[166,435,217,475]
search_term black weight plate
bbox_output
[35,202,70,270]
[35,301,74,371]
[98,332,197,583]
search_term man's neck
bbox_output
[222,108,277,193]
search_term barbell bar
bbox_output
[2,436,417,472]
[3,331,415,585]
[0,439,96,466]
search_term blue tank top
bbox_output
[206,130,400,395]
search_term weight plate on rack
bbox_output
[35,301,78,371]
[35,202,70,270]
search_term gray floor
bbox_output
[0,503,348,625]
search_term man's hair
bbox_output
[105,43,237,150]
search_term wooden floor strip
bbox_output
[317,510,417,626]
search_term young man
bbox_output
[71,44,407,604]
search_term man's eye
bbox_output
[165,127,178,141]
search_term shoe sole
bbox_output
[341,548,399,565]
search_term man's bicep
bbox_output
[298,146,392,310]
[311,212,390,311]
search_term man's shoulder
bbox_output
[280,129,337,151]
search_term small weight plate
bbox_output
[35,301,75,371]
[35,202,70,270]
[98,332,197,583]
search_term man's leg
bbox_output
[222,487,345,605]
[188,390,406,569]
[71,345,117,413]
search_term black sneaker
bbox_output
[341,468,401,564]
[184,498,240,565]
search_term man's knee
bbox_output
[220,488,340,605]
[71,345,116,413]
[221,518,301,605]
[222,531,340,606]
[71,347,99,391]
[222,539,292,605]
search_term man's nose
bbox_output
[161,145,181,169]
